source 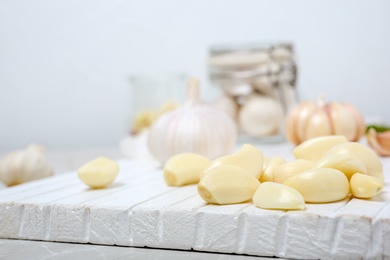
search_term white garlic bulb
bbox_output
[212,94,238,120]
[0,144,54,186]
[238,94,284,136]
[147,77,237,163]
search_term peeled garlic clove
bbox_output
[273,159,314,184]
[201,144,263,179]
[260,156,286,183]
[350,173,384,199]
[238,94,283,136]
[163,153,211,186]
[323,142,384,180]
[262,156,271,172]
[293,135,348,161]
[78,157,119,189]
[253,182,305,210]
[366,128,390,156]
[313,154,367,180]
[198,165,260,205]
[283,168,349,203]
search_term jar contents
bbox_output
[208,43,298,142]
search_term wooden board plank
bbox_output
[0,157,389,259]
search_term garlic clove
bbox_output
[304,107,332,140]
[293,135,348,161]
[349,173,384,199]
[285,102,312,145]
[201,144,263,179]
[262,156,271,172]
[294,101,317,143]
[198,164,260,205]
[366,128,390,156]
[253,182,305,210]
[163,153,211,186]
[343,103,365,141]
[313,154,367,180]
[283,168,350,203]
[323,142,384,180]
[78,157,119,189]
[260,156,286,183]
[327,103,358,141]
[273,159,314,184]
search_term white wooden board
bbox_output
[1,157,390,259]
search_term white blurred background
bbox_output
[1,0,389,153]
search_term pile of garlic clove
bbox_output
[163,135,385,211]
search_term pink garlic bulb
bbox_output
[286,96,365,145]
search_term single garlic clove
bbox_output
[294,101,317,143]
[323,142,384,180]
[253,182,305,210]
[198,165,260,205]
[201,144,263,179]
[327,102,358,141]
[283,168,350,203]
[260,156,286,182]
[262,156,271,172]
[293,135,348,161]
[313,154,367,180]
[273,159,314,184]
[78,157,119,189]
[343,103,365,141]
[349,173,384,199]
[163,153,211,186]
[304,107,332,140]
[366,128,390,156]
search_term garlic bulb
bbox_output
[0,144,54,186]
[286,96,365,145]
[238,94,283,136]
[212,94,238,120]
[147,77,237,163]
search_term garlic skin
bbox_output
[147,78,237,163]
[0,144,53,186]
[286,97,365,145]
[239,94,283,136]
[366,128,390,156]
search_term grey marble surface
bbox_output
[0,239,279,260]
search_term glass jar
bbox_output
[208,43,299,143]
[127,72,187,135]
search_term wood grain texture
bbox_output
[0,157,389,259]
